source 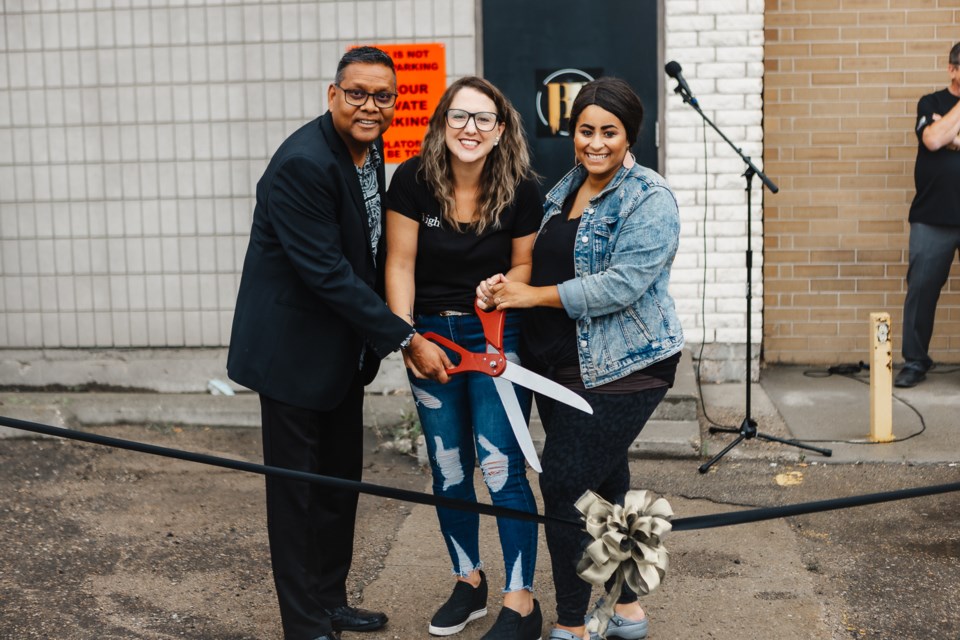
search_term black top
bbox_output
[386,156,543,314]
[522,193,679,393]
[910,88,960,226]
[523,195,581,368]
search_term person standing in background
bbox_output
[896,42,960,388]
[228,47,451,640]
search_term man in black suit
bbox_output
[228,47,451,640]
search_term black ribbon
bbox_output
[0,414,576,528]
[3,414,959,532]
[671,479,960,531]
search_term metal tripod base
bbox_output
[698,417,832,473]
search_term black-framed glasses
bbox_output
[335,84,397,108]
[445,109,499,132]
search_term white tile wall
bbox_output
[665,0,765,349]
[1,0,482,348]
[2,0,763,352]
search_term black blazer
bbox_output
[227,113,411,411]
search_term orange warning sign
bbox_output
[372,43,447,163]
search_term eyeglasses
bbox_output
[445,109,499,132]
[335,84,398,109]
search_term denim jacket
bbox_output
[541,161,684,387]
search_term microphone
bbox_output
[665,61,697,105]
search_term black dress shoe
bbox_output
[894,367,926,388]
[324,605,388,632]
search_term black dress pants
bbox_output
[259,375,364,640]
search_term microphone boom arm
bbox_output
[679,94,778,194]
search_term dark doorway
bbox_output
[481,0,660,189]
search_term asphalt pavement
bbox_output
[2,357,959,639]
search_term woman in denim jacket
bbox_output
[479,77,684,640]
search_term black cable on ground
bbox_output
[698,356,935,445]
[4,414,960,534]
[798,363,926,444]
[694,116,738,431]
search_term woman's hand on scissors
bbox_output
[476,273,508,311]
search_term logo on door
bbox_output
[535,68,601,137]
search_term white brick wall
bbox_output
[664,0,765,380]
[1,0,764,381]
[0,0,476,349]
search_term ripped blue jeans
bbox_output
[409,312,538,593]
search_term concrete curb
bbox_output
[0,350,703,460]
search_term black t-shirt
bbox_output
[910,88,960,226]
[523,195,581,368]
[386,156,543,314]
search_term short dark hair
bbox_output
[950,42,960,66]
[335,46,395,84]
[567,77,644,146]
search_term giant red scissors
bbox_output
[421,302,593,473]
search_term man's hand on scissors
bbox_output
[405,333,453,383]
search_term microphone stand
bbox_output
[669,84,833,473]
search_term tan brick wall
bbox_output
[763,0,960,365]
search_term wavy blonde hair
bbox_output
[418,76,537,234]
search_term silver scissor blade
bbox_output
[491,375,542,473]
[501,363,594,415]
[486,344,541,472]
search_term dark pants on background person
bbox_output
[901,222,960,373]
[537,386,668,627]
[259,375,365,640]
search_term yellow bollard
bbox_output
[869,312,894,442]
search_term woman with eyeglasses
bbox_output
[478,77,684,640]
[385,76,543,640]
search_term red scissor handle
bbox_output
[419,302,509,377]
[420,331,507,376]
[474,300,505,352]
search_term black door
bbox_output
[481,0,660,189]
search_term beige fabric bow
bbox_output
[575,489,673,638]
